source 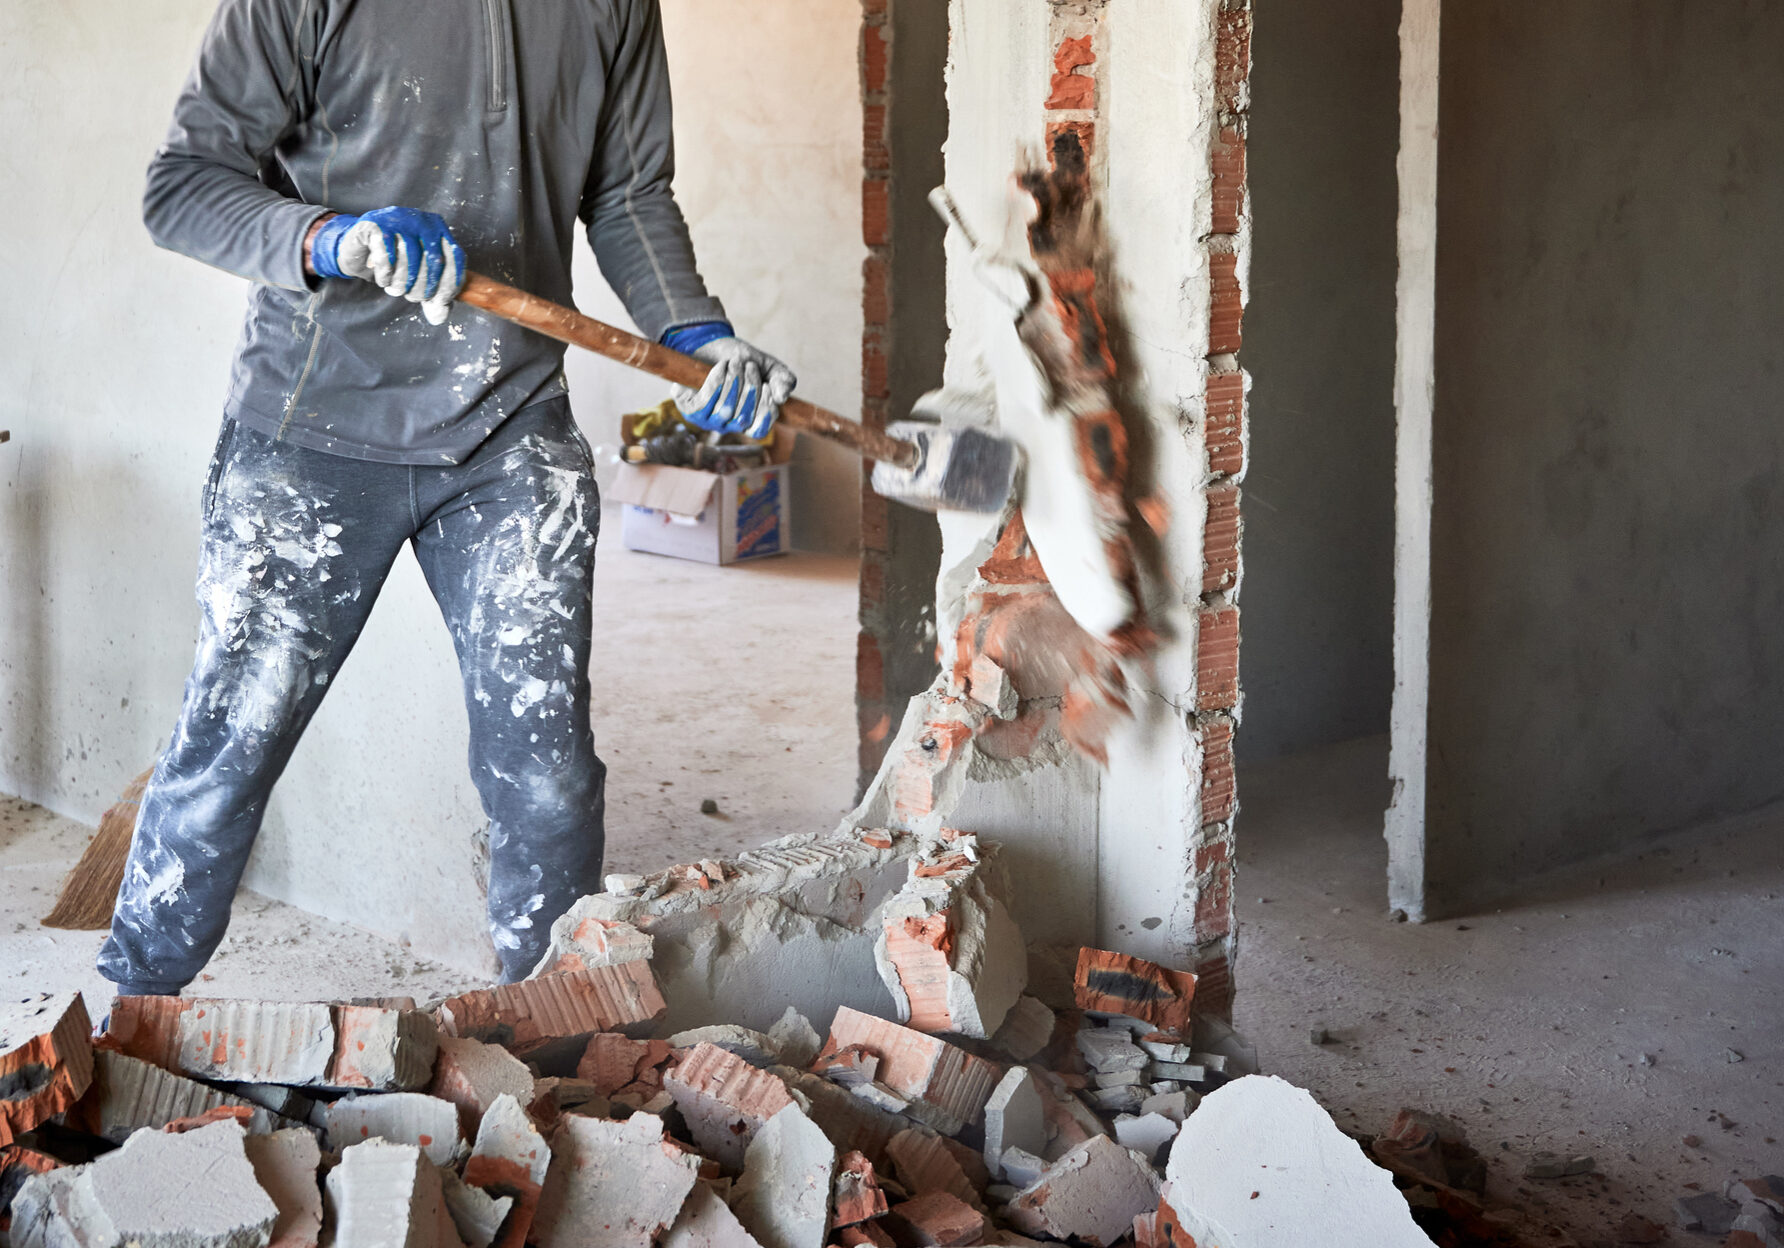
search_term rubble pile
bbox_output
[0,827,1668,1248]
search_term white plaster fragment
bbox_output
[733,1105,837,1248]
[983,1067,1047,1180]
[1164,1076,1438,1248]
[532,1114,700,1248]
[326,1093,463,1166]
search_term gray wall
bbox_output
[1425,1,1784,911]
[1238,0,1399,761]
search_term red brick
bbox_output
[1195,606,1240,712]
[863,252,891,326]
[1,994,94,1146]
[1210,124,1246,235]
[860,490,888,552]
[818,1008,1000,1136]
[840,1223,897,1248]
[863,179,890,248]
[1215,7,1251,114]
[1208,251,1243,356]
[857,631,887,702]
[863,336,890,400]
[1198,715,1236,825]
[862,23,889,97]
[1191,952,1235,1019]
[1073,948,1196,1036]
[1201,483,1240,594]
[1194,836,1231,876]
[1054,35,1095,74]
[1194,862,1233,943]
[864,104,890,172]
[886,1129,985,1212]
[434,964,666,1063]
[1046,119,1096,163]
[1204,371,1245,477]
[882,915,956,1034]
[887,1192,984,1248]
[1045,72,1095,111]
[833,1150,890,1228]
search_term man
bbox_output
[98,0,794,994]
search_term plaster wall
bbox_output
[0,0,863,972]
[939,0,1226,968]
[1238,0,1398,762]
[1421,1,1784,910]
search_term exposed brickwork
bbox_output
[1191,0,1251,1016]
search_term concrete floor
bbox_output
[1235,735,1784,1243]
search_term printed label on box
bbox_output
[735,473,782,560]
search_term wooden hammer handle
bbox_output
[458,272,917,468]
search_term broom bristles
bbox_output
[41,767,155,931]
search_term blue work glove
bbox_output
[661,321,796,440]
[311,206,467,326]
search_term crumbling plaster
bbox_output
[936,0,1228,966]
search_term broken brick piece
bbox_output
[96,993,189,1069]
[818,1008,1001,1137]
[436,965,666,1066]
[535,916,654,977]
[577,1032,653,1095]
[666,1042,797,1172]
[1073,949,1196,1038]
[76,1050,290,1141]
[832,1151,889,1228]
[0,1144,59,1233]
[176,998,334,1085]
[327,1003,439,1091]
[0,993,93,1147]
[430,1033,536,1135]
[533,1113,700,1248]
[465,1093,550,1248]
[162,1104,257,1134]
[887,1129,985,1212]
[839,1224,896,1248]
[886,1193,985,1248]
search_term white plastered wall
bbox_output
[939,0,1220,962]
[0,0,862,973]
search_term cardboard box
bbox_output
[609,461,792,564]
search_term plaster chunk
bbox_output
[14,1119,278,1248]
[326,1139,461,1248]
[659,1183,763,1248]
[326,1093,462,1166]
[886,1129,984,1212]
[1111,1113,1179,1161]
[429,1035,536,1135]
[668,1025,781,1068]
[988,996,1055,1063]
[1074,1030,1146,1074]
[532,1114,700,1248]
[733,1105,837,1248]
[328,1005,439,1092]
[1006,1135,1162,1248]
[766,1009,822,1070]
[982,1067,1047,1180]
[243,1128,324,1248]
[1164,1076,1437,1248]
[441,1168,514,1248]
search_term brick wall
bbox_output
[1189,0,1252,1019]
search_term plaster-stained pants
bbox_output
[96,398,605,991]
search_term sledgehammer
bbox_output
[456,273,1017,513]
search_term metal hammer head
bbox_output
[870,420,1021,513]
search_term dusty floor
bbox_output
[1235,735,1784,1243]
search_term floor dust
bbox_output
[1236,734,1784,1244]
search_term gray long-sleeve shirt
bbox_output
[146,0,726,464]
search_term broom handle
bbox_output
[458,273,918,468]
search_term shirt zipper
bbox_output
[482,0,509,111]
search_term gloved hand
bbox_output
[310,207,467,326]
[661,321,796,440]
